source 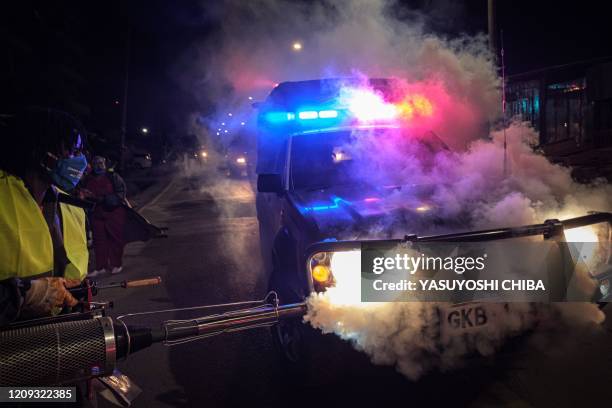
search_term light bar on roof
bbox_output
[297,110,339,120]
[265,111,295,123]
[345,88,397,122]
[263,84,435,127]
[318,110,339,118]
[298,111,318,120]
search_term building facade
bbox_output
[507,58,612,179]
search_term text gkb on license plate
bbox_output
[444,303,489,331]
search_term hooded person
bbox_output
[0,107,89,325]
[81,155,128,276]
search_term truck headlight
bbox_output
[563,225,599,243]
[563,222,609,270]
[308,250,361,294]
[312,264,331,283]
[308,252,333,292]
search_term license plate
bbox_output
[439,302,495,344]
[444,303,489,330]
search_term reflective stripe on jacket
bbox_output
[60,201,88,281]
[0,171,88,281]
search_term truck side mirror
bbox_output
[257,174,283,194]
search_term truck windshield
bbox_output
[289,127,448,191]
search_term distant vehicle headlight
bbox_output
[200,151,208,158]
[236,156,246,164]
[415,204,431,213]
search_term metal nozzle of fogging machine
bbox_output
[0,301,306,386]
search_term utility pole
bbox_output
[120,25,130,173]
[488,0,508,177]
[501,30,508,177]
[487,0,497,56]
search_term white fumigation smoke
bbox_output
[305,123,610,379]
[182,0,611,379]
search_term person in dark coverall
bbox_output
[81,156,128,276]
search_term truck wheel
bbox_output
[268,258,306,359]
[267,252,316,380]
[272,315,306,364]
[268,251,357,390]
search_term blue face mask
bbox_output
[50,155,88,191]
[93,166,106,175]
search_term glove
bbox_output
[21,277,79,318]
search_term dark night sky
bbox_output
[2,1,611,138]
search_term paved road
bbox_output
[97,167,612,407]
[102,167,284,406]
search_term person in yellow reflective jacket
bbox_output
[0,108,89,325]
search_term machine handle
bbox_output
[124,277,162,288]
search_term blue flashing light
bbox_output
[302,196,350,212]
[309,204,336,211]
[318,110,338,118]
[265,111,295,123]
[265,109,341,125]
[298,111,318,120]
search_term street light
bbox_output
[141,127,148,134]
[292,41,302,51]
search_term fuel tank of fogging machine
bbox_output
[0,317,117,386]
